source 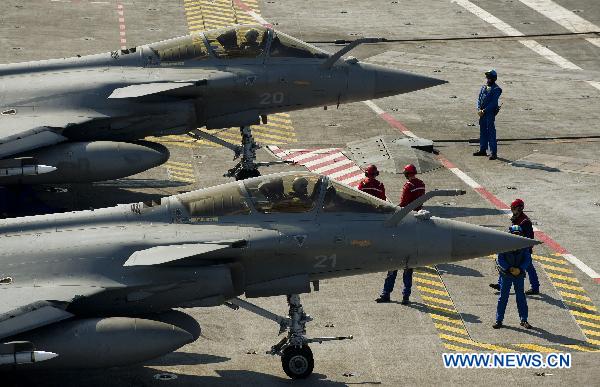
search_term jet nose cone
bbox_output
[374,67,447,99]
[450,221,540,261]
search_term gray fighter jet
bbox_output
[0,171,538,378]
[0,25,446,182]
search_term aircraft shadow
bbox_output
[436,263,484,277]
[5,368,349,387]
[144,352,230,366]
[510,162,560,172]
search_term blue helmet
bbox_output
[509,225,523,235]
[485,69,498,80]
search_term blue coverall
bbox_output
[477,83,502,155]
[496,216,540,291]
[382,268,414,299]
[496,249,531,323]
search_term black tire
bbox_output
[235,169,261,181]
[281,345,314,379]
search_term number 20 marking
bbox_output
[260,92,284,105]
[314,254,336,268]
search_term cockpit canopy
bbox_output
[177,172,395,218]
[149,25,329,62]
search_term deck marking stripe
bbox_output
[451,0,582,70]
[517,0,600,48]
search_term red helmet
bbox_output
[365,164,379,177]
[403,164,417,175]
[511,198,525,208]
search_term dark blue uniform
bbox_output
[496,213,539,291]
[496,248,531,323]
[477,83,502,156]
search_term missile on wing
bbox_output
[0,341,57,366]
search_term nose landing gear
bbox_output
[228,294,353,379]
[188,125,293,181]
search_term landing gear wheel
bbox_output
[234,168,261,181]
[281,345,314,379]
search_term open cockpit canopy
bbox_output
[148,25,330,62]
[177,172,396,218]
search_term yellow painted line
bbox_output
[244,129,296,141]
[513,343,558,353]
[559,291,592,302]
[582,329,600,338]
[564,301,597,312]
[547,273,579,283]
[552,281,586,292]
[541,264,573,274]
[587,338,600,346]
[414,271,440,279]
[562,344,599,352]
[434,323,469,336]
[201,11,235,20]
[266,115,292,124]
[443,343,471,352]
[165,166,194,173]
[258,121,295,131]
[165,160,193,167]
[571,310,600,322]
[170,176,195,184]
[439,334,511,352]
[576,319,600,329]
[424,302,460,315]
[413,277,446,288]
[417,286,450,297]
[276,112,290,117]
[169,170,196,178]
[251,125,297,137]
[422,295,455,306]
[429,313,464,326]
[533,255,567,265]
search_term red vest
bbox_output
[357,177,387,200]
[400,178,425,209]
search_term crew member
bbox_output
[493,225,533,329]
[473,69,502,160]
[357,165,386,201]
[489,198,540,295]
[375,164,425,305]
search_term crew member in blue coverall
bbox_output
[473,69,502,160]
[493,225,533,329]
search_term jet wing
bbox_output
[123,243,237,267]
[0,111,103,158]
[108,82,197,99]
[0,285,104,340]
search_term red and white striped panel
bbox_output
[268,146,364,187]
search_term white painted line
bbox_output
[563,254,600,279]
[452,0,583,70]
[447,167,482,189]
[303,152,345,168]
[291,150,341,165]
[452,0,523,36]
[327,165,362,179]
[517,0,600,48]
[518,39,582,70]
[586,81,600,92]
[363,100,385,115]
[312,159,354,174]
[339,174,365,185]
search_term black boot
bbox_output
[492,321,503,329]
[489,283,500,291]
[401,296,410,305]
[375,295,390,303]
[525,289,539,295]
[520,321,533,329]
[489,154,497,160]
[473,150,487,156]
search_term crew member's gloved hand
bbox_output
[478,109,485,117]
[509,267,521,276]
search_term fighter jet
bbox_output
[0,25,446,182]
[0,171,538,378]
